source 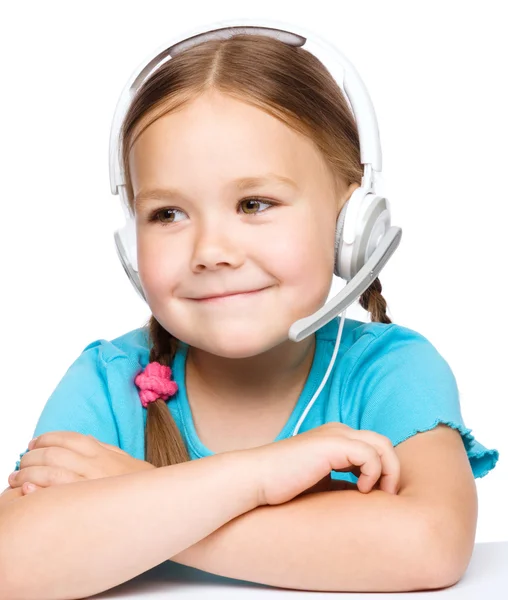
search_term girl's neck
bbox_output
[186,334,316,409]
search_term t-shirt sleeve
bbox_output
[13,340,122,472]
[348,324,499,479]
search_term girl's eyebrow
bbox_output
[134,173,299,209]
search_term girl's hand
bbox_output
[8,431,155,495]
[240,422,400,507]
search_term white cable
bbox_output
[291,308,347,436]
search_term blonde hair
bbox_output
[119,34,392,468]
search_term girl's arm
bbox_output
[0,452,260,600]
[171,486,442,593]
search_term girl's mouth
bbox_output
[193,287,268,302]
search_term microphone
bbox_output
[288,226,402,342]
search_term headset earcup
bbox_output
[114,223,147,303]
[334,188,391,282]
[334,200,348,279]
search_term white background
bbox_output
[1,0,506,543]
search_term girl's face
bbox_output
[129,90,357,359]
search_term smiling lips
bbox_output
[194,287,268,301]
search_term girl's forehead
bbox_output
[130,94,313,158]
[128,94,337,203]
[130,121,327,191]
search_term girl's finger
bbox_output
[355,434,400,495]
[95,441,126,455]
[14,466,85,489]
[22,482,40,495]
[341,430,400,495]
[19,446,93,478]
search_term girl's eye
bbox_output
[147,197,276,227]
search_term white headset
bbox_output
[108,17,403,432]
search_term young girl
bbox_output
[1,20,499,598]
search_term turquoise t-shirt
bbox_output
[14,316,499,482]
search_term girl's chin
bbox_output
[180,326,287,358]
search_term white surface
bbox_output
[91,541,508,598]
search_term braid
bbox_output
[144,316,190,467]
[358,277,392,324]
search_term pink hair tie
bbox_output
[134,361,178,408]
